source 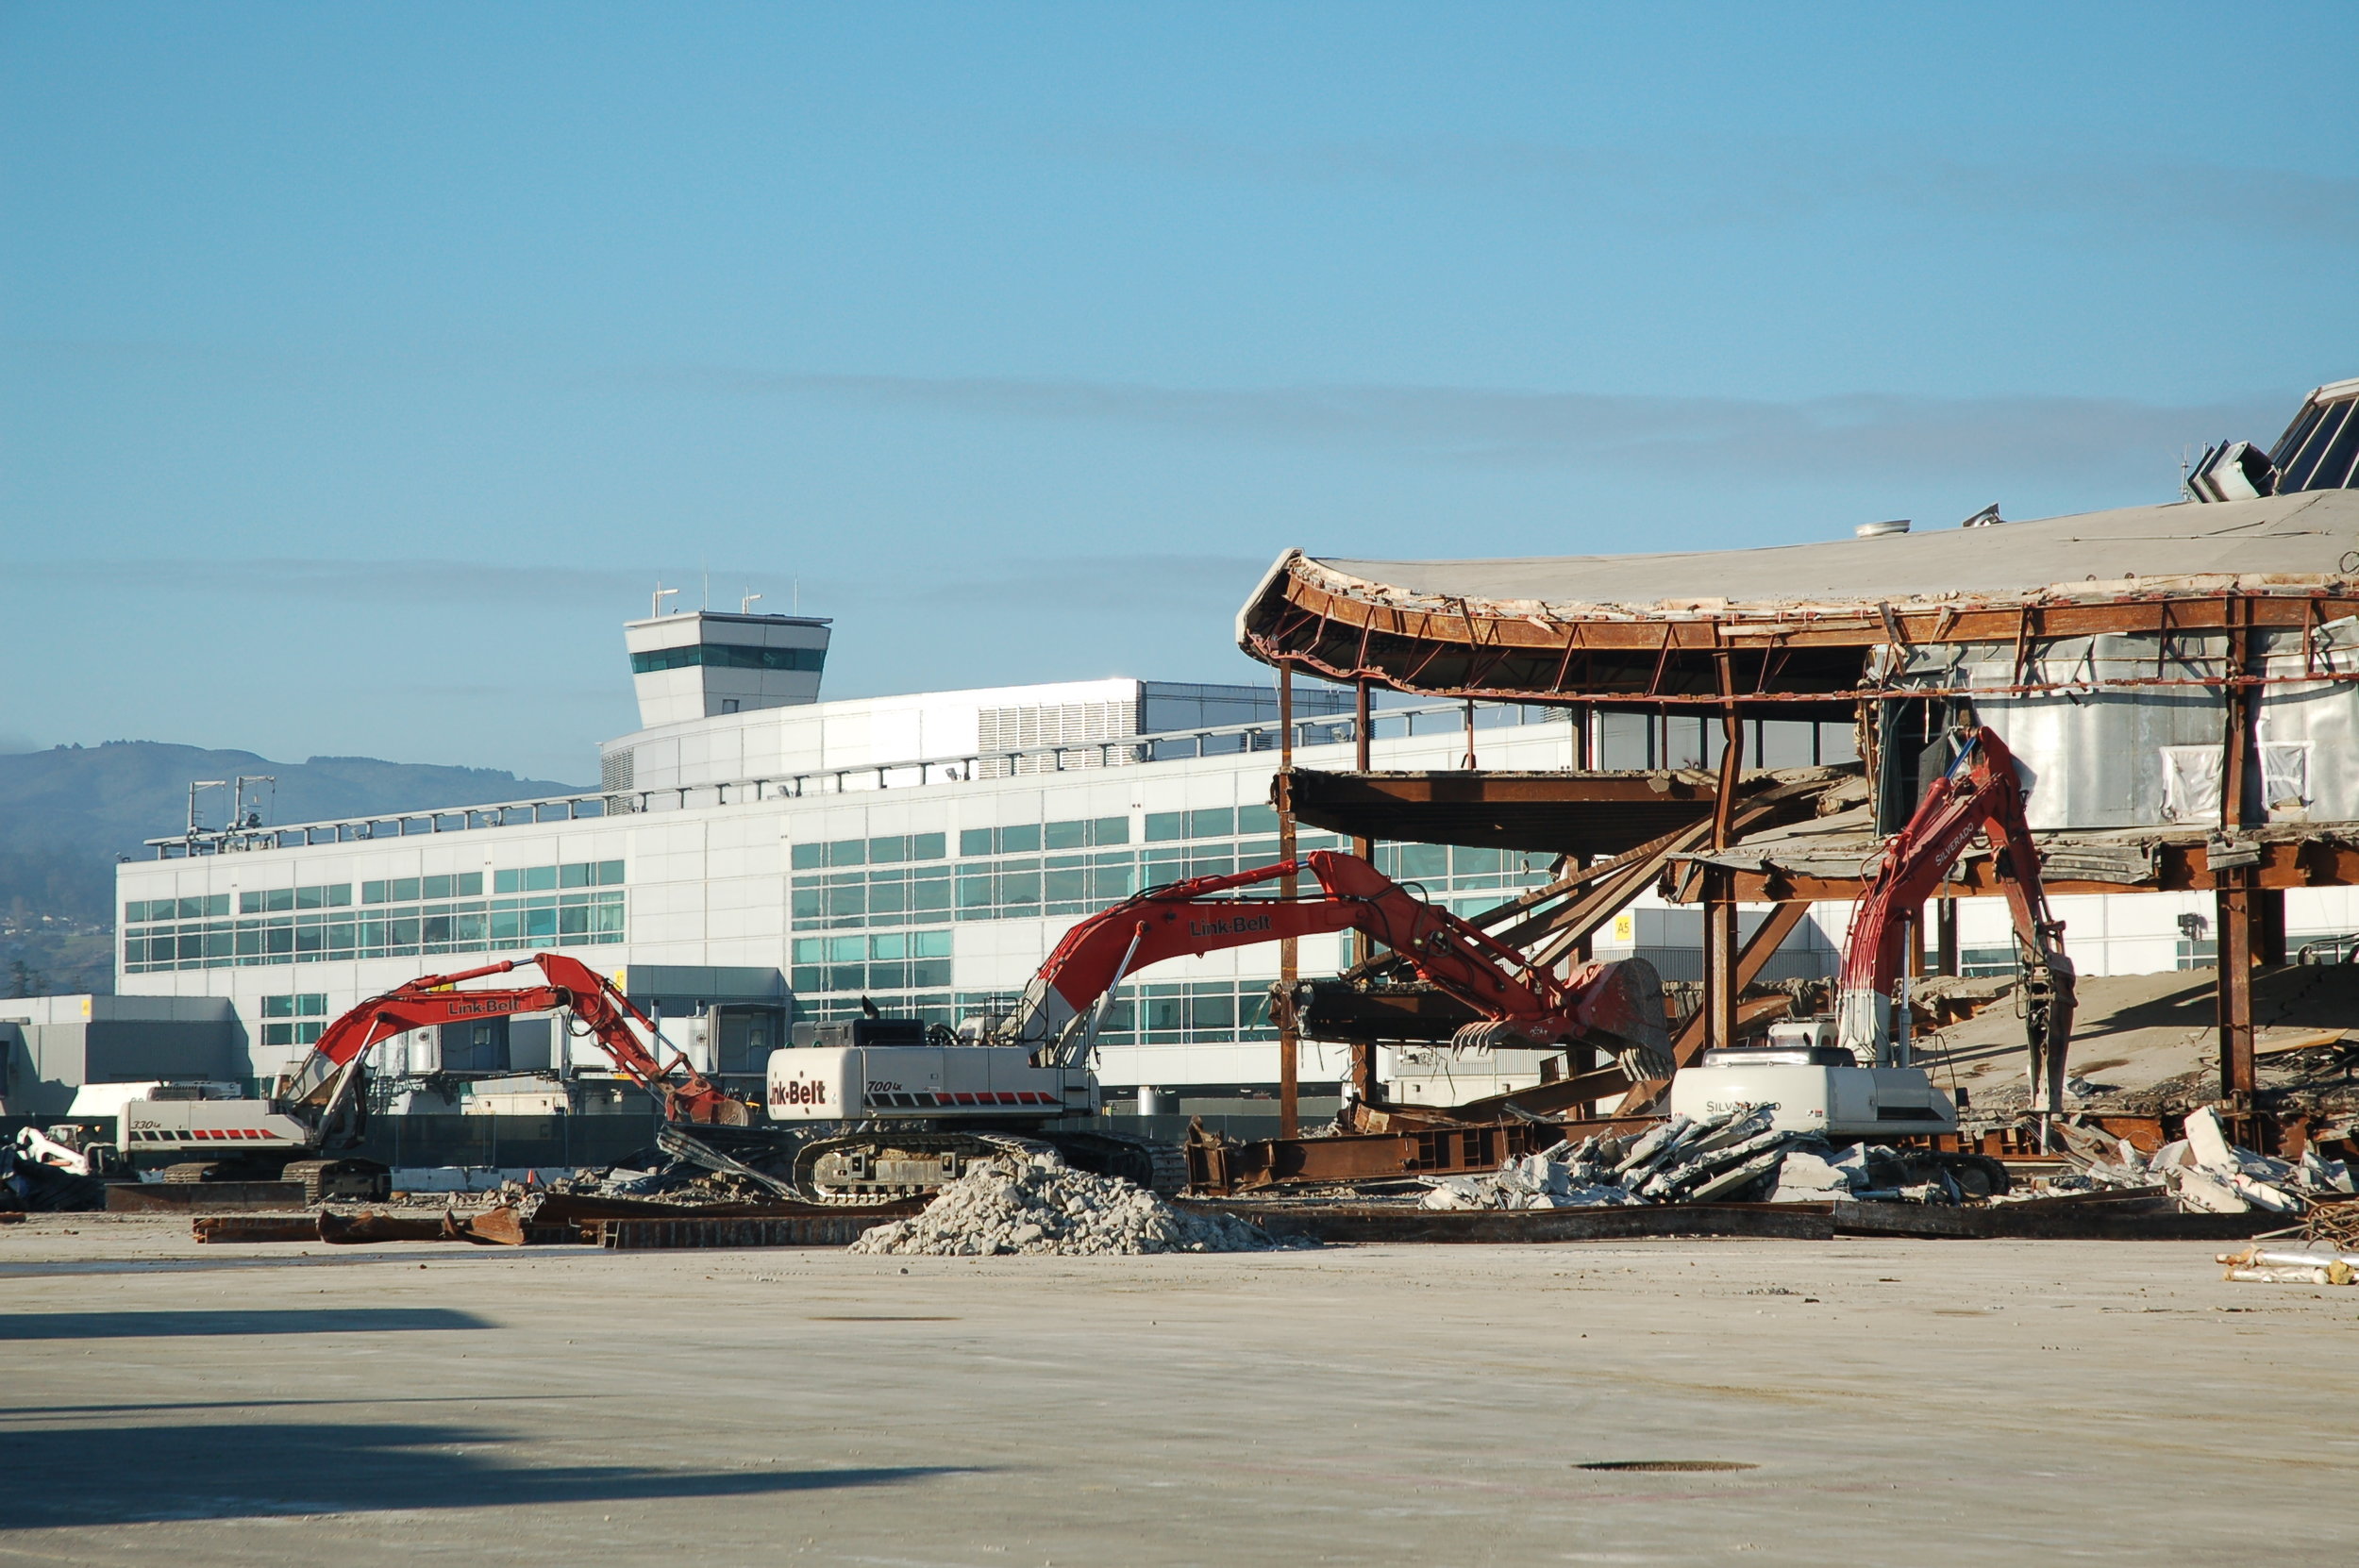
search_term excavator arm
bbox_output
[992,850,1670,1076]
[283,951,747,1145]
[1834,726,2074,1110]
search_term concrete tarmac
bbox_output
[2,1213,2354,1565]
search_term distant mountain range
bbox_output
[0,742,588,994]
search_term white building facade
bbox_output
[113,611,2359,1097]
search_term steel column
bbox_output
[1278,660,1299,1138]
[1350,676,1379,1107]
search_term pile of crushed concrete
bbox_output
[1418,1104,1985,1210]
[850,1152,1286,1256]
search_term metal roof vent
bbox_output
[1959,503,2002,527]
[1854,519,1911,539]
[2269,376,2359,493]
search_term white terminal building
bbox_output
[107,602,2359,1109]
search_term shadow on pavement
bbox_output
[0,1421,973,1528]
[0,1308,491,1340]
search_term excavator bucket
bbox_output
[1566,958,1672,1077]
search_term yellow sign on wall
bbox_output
[1611,912,1635,944]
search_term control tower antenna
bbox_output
[652,584,677,619]
[741,591,762,614]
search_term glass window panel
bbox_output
[173,897,198,919]
[125,900,149,923]
[237,892,260,914]
[1044,819,1086,850]
[265,926,294,954]
[294,925,324,952]
[1185,853,1234,879]
[1092,816,1129,845]
[491,910,521,942]
[866,960,910,991]
[910,831,945,860]
[263,993,295,1017]
[826,884,866,918]
[523,867,556,892]
[790,887,823,920]
[595,860,624,885]
[260,889,290,912]
[522,909,555,941]
[826,964,864,993]
[866,878,908,916]
[1144,811,1183,842]
[1453,846,1503,877]
[236,927,263,957]
[910,874,951,913]
[1190,991,1235,1031]
[868,835,907,863]
[911,959,952,989]
[790,966,823,993]
[828,935,865,962]
[828,839,865,867]
[558,906,589,936]
[1089,864,1136,901]
[560,862,593,888]
[999,824,1040,854]
[959,827,994,858]
[1236,803,1280,835]
[1397,843,1449,881]
[997,869,1040,905]
[205,893,231,916]
[451,875,478,897]
[791,842,825,870]
[792,936,826,963]
[451,914,485,943]
[1188,808,1235,840]
[492,870,520,894]
[912,929,953,959]
[956,870,995,909]
[868,932,907,960]
[1044,867,1087,903]
[1240,838,1283,864]
[391,876,420,900]
[1144,993,1187,1031]
[417,877,447,902]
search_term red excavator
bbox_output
[119,952,745,1201]
[766,850,1671,1198]
[1670,724,2075,1136]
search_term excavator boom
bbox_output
[994,850,1669,1076]
[286,951,746,1138]
[1833,726,2074,1109]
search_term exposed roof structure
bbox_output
[1236,489,2359,705]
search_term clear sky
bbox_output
[5,2,2354,780]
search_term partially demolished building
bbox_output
[1237,377,2359,1140]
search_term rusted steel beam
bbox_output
[1712,835,2359,901]
[594,1215,892,1249]
[1269,574,2359,657]
[1248,578,2359,705]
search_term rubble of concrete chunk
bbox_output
[850,1152,1292,1256]
[1418,1105,1913,1210]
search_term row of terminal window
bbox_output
[125,862,623,927]
[791,982,1280,1044]
[786,807,1288,873]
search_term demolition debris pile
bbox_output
[851,1153,1285,1257]
[1415,1104,1983,1210]
[2049,1106,2357,1214]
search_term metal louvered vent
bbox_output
[2270,376,2359,493]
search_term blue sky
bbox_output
[5,2,2354,780]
